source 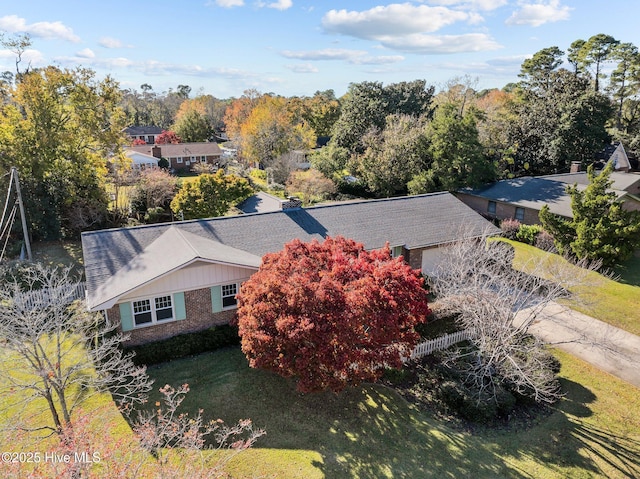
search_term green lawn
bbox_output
[144,346,640,479]
[503,239,640,336]
[614,254,640,286]
[31,240,84,278]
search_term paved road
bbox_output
[516,302,640,389]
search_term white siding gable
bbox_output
[119,261,256,302]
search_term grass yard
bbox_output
[503,239,640,336]
[144,346,640,479]
[615,254,640,286]
[31,240,84,278]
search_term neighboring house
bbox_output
[126,142,223,172]
[81,193,499,346]
[124,150,159,170]
[124,126,164,145]
[456,169,640,224]
[592,141,634,172]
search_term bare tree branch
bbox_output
[0,264,153,434]
[429,229,601,404]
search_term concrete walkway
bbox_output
[517,302,640,389]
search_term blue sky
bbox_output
[0,1,638,98]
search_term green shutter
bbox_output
[211,286,222,313]
[119,302,134,331]
[173,292,186,320]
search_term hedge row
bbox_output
[125,324,240,366]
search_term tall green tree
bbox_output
[519,46,564,91]
[509,69,612,175]
[355,114,430,197]
[330,80,434,154]
[170,170,252,220]
[171,99,213,142]
[0,66,126,239]
[571,34,620,91]
[303,90,341,138]
[239,95,315,168]
[540,163,640,266]
[608,42,640,131]
[309,141,350,179]
[427,103,496,191]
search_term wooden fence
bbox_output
[12,282,86,310]
[409,329,475,361]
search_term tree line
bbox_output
[1,32,639,242]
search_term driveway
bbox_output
[517,302,640,389]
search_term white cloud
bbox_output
[281,48,405,65]
[257,0,293,10]
[378,33,502,54]
[485,54,530,66]
[281,48,369,61]
[320,4,501,54]
[0,15,80,42]
[212,0,245,7]
[285,63,319,73]
[99,37,125,49]
[424,0,508,10]
[355,55,405,65]
[0,48,45,67]
[209,0,291,9]
[76,48,95,59]
[322,5,470,38]
[506,1,572,27]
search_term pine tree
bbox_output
[540,163,640,266]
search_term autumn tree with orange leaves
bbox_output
[236,236,430,393]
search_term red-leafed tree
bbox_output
[156,129,182,144]
[236,236,430,393]
[131,138,147,146]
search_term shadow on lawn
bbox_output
[307,377,640,479]
[144,348,640,478]
[614,255,640,286]
[556,378,640,478]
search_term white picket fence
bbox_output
[409,329,475,361]
[12,282,86,310]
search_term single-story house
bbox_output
[124,126,164,145]
[81,193,499,346]
[126,142,223,172]
[456,169,640,225]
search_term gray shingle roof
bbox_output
[543,171,640,192]
[82,192,498,309]
[126,142,222,157]
[461,176,629,218]
[89,227,262,310]
[237,192,285,214]
[124,126,163,136]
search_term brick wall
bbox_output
[406,248,423,271]
[106,287,237,346]
[456,192,541,225]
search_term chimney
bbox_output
[281,196,302,210]
[151,145,161,158]
[570,161,581,173]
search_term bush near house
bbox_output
[500,218,521,239]
[126,325,240,365]
[516,224,543,245]
[500,219,556,251]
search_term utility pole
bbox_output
[11,167,32,261]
